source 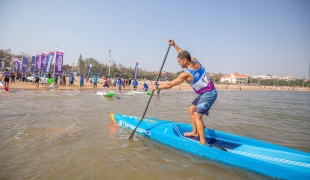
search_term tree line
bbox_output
[1,49,308,87]
[248,77,310,87]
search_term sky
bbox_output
[0,0,309,78]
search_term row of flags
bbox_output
[1,48,139,78]
[1,49,64,75]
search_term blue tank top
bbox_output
[34,73,40,79]
[4,71,10,78]
[93,77,98,83]
[186,62,214,94]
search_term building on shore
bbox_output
[278,76,296,81]
[152,71,173,81]
[252,74,277,79]
[220,72,248,84]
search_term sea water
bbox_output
[0,89,309,179]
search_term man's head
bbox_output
[177,51,191,68]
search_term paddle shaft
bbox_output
[129,44,171,140]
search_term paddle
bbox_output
[129,44,171,140]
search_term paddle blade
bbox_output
[128,128,137,140]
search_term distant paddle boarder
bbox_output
[142,82,148,92]
[152,39,217,145]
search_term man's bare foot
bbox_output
[184,132,198,137]
[200,141,206,145]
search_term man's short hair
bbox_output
[177,51,191,61]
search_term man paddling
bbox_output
[152,39,217,145]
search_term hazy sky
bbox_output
[1,0,309,78]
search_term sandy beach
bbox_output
[2,76,309,92]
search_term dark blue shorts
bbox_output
[192,88,217,116]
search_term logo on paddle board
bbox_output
[118,120,151,136]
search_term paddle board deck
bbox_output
[96,91,116,97]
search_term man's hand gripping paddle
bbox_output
[128,44,171,140]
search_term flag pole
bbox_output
[108,47,111,77]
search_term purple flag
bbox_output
[134,62,139,79]
[14,59,19,71]
[44,52,55,73]
[36,53,42,72]
[54,50,64,76]
[31,56,36,73]
[1,61,4,70]
[22,57,28,73]
[41,52,48,70]
[18,60,21,71]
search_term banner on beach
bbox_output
[13,59,18,72]
[35,53,42,72]
[44,52,55,73]
[22,57,28,73]
[1,61,4,70]
[18,60,21,72]
[54,49,64,76]
[41,52,48,71]
[30,56,36,73]
[134,62,139,79]
[87,63,93,77]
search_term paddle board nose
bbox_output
[110,113,116,123]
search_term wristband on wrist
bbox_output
[155,84,159,90]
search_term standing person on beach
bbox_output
[0,69,11,88]
[132,78,138,91]
[80,75,84,88]
[92,76,98,90]
[112,78,116,89]
[34,71,40,89]
[69,74,75,87]
[62,74,66,86]
[122,78,125,88]
[118,77,122,92]
[152,39,217,145]
[11,71,15,83]
[54,75,58,85]
[89,77,92,87]
[103,77,109,90]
